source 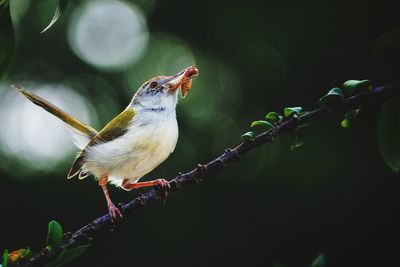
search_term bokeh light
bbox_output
[61,73,122,128]
[124,33,243,164]
[124,33,196,90]
[124,33,241,125]
[3,1,400,266]
[181,56,242,127]
[0,84,97,174]
[68,0,148,70]
[9,0,31,28]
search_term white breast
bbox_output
[83,109,178,187]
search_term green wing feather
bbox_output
[86,108,135,147]
[67,108,136,179]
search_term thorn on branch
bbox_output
[174,172,183,188]
[285,114,301,133]
[40,247,49,256]
[224,148,240,162]
[218,158,226,167]
[62,232,72,242]
[195,164,207,183]
[224,148,231,156]
[270,126,280,140]
[136,197,145,206]
[88,222,96,231]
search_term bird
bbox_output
[13,65,199,223]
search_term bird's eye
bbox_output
[149,81,158,89]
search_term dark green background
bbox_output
[1,0,400,266]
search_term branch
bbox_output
[13,81,400,267]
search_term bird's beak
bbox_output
[165,65,199,97]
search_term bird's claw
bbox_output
[155,178,170,204]
[107,201,123,227]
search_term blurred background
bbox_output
[1,0,400,266]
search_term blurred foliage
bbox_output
[310,254,326,267]
[318,87,344,108]
[45,245,90,267]
[0,220,89,266]
[0,2,15,80]
[341,109,360,128]
[2,250,8,267]
[47,220,63,249]
[284,106,303,117]
[342,79,372,95]
[41,0,68,33]
[1,0,400,266]
[377,97,400,172]
[1,248,31,266]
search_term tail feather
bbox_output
[14,84,96,180]
[78,169,90,179]
[13,84,97,137]
[67,154,85,179]
[13,84,98,148]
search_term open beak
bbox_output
[165,65,199,97]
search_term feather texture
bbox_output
[84,105,178,187]
[13,67,193,188]
[67,108,136,179]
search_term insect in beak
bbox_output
[165,65,199,97]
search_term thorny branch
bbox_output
[13,81,400,267]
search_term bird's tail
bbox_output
[13,84,98,149]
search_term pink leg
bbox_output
[121,178,170,190]
[99,176,123,224]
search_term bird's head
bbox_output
[131,65,199,110]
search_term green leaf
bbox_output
[340,109,360,128]
[41,0,68,33]
[45,251,65,267]
[265,112,283,123]
[0,3,15,80]
[21,248,31,258]
[342,79,371,95]
[241,131,256,141]
[7,248,31,263]
[47,220,63,249]
[290,131,303,150]
[310,254,325,267]
[377,97,400,173]
[318,87,344,107]
[250,120,274,128]
[284,107,302,117]
[2,250,8,267]
[56,245,90,267]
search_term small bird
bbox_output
[14,65,199,222]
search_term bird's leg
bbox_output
[122,179,170,190]
[122,179,170,202]
[99,176,123,224]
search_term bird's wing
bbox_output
[67,108,136,179]
[13,85,98,149]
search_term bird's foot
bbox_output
[154,179,170,204]
[154,178,170,188]
[121,178,171,203]
[107,201,123,226]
